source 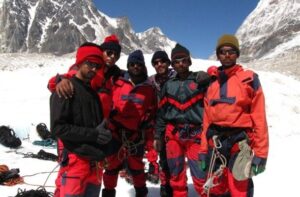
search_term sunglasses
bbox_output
[105,50,119,58]
[128,62,144,67]
[218,49,238,55]
[172,57,189,65]
[85,61,101,69]
[153,59,168,66]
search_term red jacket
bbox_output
[200,65,269,159]
[109,72,157,148]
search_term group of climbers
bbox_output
[0,33,268,197]
[47,33,268,197]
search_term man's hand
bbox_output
[56,78,74,99]
[95,119,112,145]
[196,71,211,86]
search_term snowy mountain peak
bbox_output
[237,0,300,61]
[0,0,175,55]
[235,0,300,78]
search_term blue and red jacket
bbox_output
[200,64,269,160]
[155,72,207,140]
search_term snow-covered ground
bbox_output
[0,53,300,196]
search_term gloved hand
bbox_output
[196,71,211,86]
[251,156,267,176]
[96,119,112,145]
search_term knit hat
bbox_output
[127,50,145,66]
[151,51,171,65]
[216,34,240,56]
[75,43,104,66]
[171,43,190,60]
[100,34,122,56]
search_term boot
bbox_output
[135,186,148,197]
[101,188,116,197]
[36,123,52,140]
[160,184,173,197]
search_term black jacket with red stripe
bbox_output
[155,72,207,140]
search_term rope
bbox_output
[117,128,145,161]
[22,163,59,188]
[204,135,227,196]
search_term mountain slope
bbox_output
[236,0,300,78]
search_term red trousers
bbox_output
[54,153,103,197]
[165,124,206,197]
[103,137,146,189]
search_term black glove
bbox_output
[196,71,211,86]
[251,156,267,175]
[96,119,112,145]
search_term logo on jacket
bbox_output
[188,82,198,91]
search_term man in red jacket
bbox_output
[199,34,269,197]
[101,50,157,197]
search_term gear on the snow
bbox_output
[0,165,24,186]
[36,123,52,140]
[15,187,53,197]
[0,126,22,148]
[32,139,56,147]
[13,149,58,161]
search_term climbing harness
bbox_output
[117,128,145,161]
[203,135,227,196]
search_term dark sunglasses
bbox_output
[105,50,119,58]
[153,59,168,66]
[128,62,144,67]
[85,61,101,69]
[172,57,189,65]
[218,49,238,55]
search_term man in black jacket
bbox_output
[50,43,112,197]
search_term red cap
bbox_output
[75,45,104,66]
[104,34,120,44]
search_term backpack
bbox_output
[0,126,22,148]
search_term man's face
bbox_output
[127,62,146,77]
[103,50,119,67]
[171,56,190,74]
[217,46,238,68]
[80,61,101,81]
[152,58,170,76]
